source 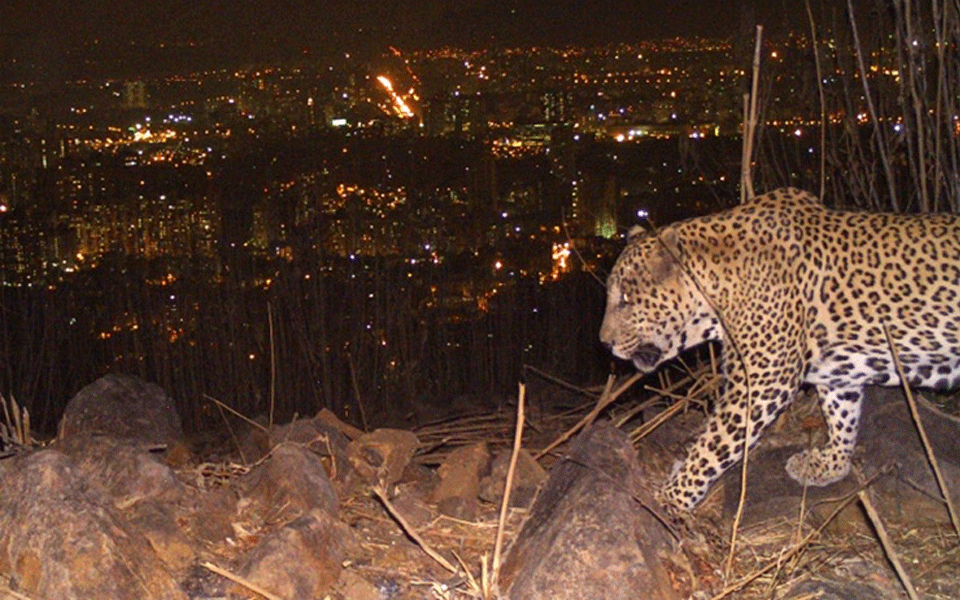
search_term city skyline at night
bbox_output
[0,0,869,82]
[0,0,928,433]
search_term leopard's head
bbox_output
[600,226,709,372]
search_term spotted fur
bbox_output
[600,187,960,510]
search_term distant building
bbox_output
[122,81,149,110]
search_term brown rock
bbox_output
[782,572,903,600]
[431,442,490,520]
[499,422,678,600]
[55,433,183,509]
[58,373,183,447]
[128,501,196,573]
[315,407,365,441]
[190,485,238,544]
[272,417,353,475]
[0,450,187,600]
[386,492,436,530]
[347,428,420,487]
[859,387,960,524]
[480,448,547,508]
[723,386,960,529]
[335,571,381,600]
[244,442,339,520]
[239,508,351,599]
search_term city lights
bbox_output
[0,34,898,296]
[376,75,416,119]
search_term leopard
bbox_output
[600,187,960,510]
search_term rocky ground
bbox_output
[1,371,959,599]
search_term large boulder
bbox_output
[58,373,184,447]
[499,421,677,600]
[0,450,186,600]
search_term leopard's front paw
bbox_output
[658,477,701,511]
[785,447,851,487]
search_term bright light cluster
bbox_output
[376,75,417,119]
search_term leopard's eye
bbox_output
[620,291,630,306]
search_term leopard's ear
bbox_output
[650,227,682,282]
[658,227,682,257]
[627,224,646,241]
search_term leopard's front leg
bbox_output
[785,384,862,487]
[660,355,800,510]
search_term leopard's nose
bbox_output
[599,319,614,347]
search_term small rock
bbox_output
[271,417,355,482]
[163,438,194,468]
[315,407,365,441]
[386,492,435,530]
[431,442,490,520]
[243,443,339,520]
[782,575,901,600]
[347,428,420,487]
[399,460,441,494]
[238,508,351,599]
[334,571,381,600]
[479,448,547,508]
[58,373,183,447]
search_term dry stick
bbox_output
[491,382,526,593]
[453,551,486,599]
[21,402,29,446]
[740,25,763,203]
[200,561,283,600]
[204,394,269,432]
[481,551,491,599]
[267,301,276,428]
[883,323,960,538]
[931,0,949,211]
[795,481,810,546]
[0,395,12,439]
[708,343,720,405]
[12,396,25,444]
[746,25,762,200]
[804,0,827,200]
[534,372,614,458]
[615,395,662,429]
[847,0,899,210]
[347,353,370,432]
[857,487,921,600]
[724,362,754,577]
[534,372,642,459]
[523,364,602,397]
[8,395,23,444]
[629,372,721,442]
[212,400,248,466]
[739,93,751,204]
[625,364,718,437]
[629,395,696,445]
[372,486,459,574]
[900,0,930,212]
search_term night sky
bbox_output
[1,0,846,80]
